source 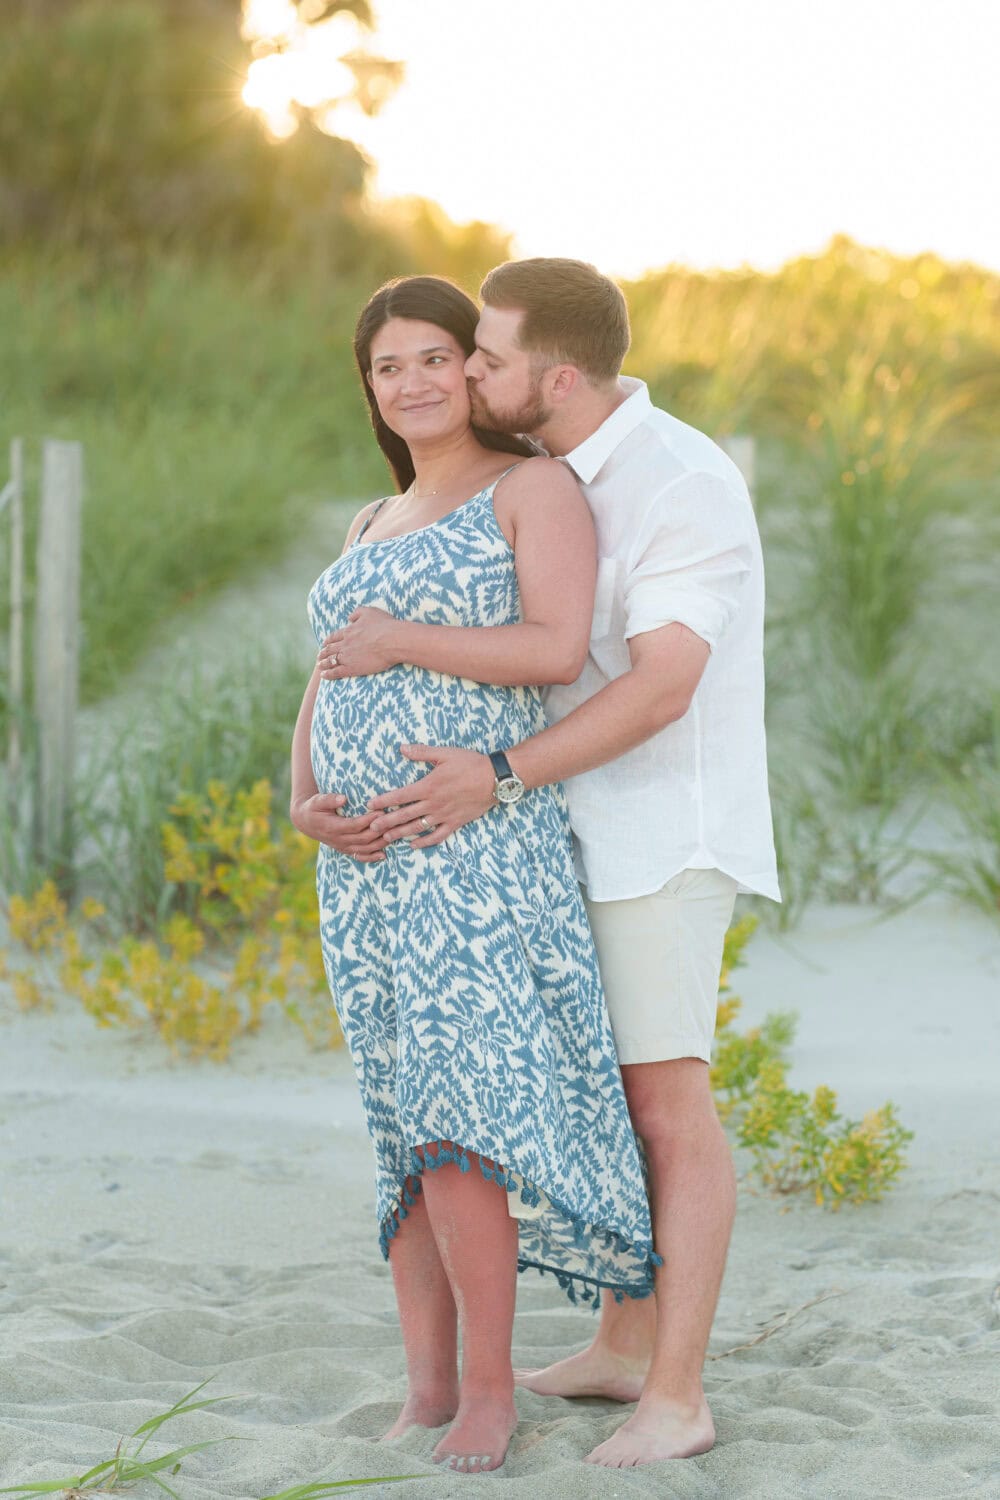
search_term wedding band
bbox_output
[331,652,340,666]
[419,816,435,833]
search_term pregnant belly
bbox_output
[310,669,537,813]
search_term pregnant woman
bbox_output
[290,277,657,1474]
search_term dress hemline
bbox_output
[377,1138,661,1310]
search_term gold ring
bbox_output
[419,816,435,833]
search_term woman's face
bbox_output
[367,318,471,446]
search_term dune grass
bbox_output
[74,645,312,930]
[0,1381,236,1498]
[0,1379,422,1499]
[921,714,1000,921]
[0,255,383,704]
[2,238,997,924]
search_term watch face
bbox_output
[495,776,525,804]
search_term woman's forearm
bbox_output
[389,619,587,687]
[290,667,322,810]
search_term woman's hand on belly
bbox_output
[291,791,385,863]
[318,607,401,679]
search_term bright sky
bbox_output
[246,0,1000,277]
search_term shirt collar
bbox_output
[562,376,651,484]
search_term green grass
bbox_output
[75,644,313,929]
[2,237,998,927]
[798,661,934,811]
[0,1378,423,1499]
[0,1380,235,1498]
[921,727,1000,922]
[0,255,384,703]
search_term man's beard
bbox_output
[469,380,551,437]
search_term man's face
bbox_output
[464,305,552,435]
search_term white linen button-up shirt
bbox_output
[543,377,780,903]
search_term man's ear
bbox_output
[546,364,581,404]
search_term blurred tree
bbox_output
[365,197,514,296]
[0,0,391,264]
[240,0,402,139]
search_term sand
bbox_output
[1,895,999,1499]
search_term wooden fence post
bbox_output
[33,438,83,874]
[719,434,757,498]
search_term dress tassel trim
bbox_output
[378,1137,661,1306]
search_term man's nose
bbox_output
[464,351,482,381]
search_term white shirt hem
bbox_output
[579,862,782,905]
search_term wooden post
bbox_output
[34,438,83,874]
[719,434,757,498]
[7,438,25,802]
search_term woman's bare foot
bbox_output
[585,1394,715,1466]
[514,1343,648,1402]
[431,1392,517,1474]
[383,1388,459,1440]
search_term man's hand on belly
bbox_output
[368,745,495,848]
[317,607,401,679]
[291,792,385,863]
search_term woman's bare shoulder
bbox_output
[499,454,583,503]
[340,496,394,552]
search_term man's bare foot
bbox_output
[383,1389,459,1440]
[585,1395,715,1466]
[514,1343,649,1402]
[431,1393,517,1474]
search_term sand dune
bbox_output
[1,898,998,1498]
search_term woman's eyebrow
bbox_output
[374,345,452,362]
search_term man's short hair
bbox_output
[480,257,630,384]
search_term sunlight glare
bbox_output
[241,2,367,137]
[242,0,299,44]
[241,0,1000,274]
[315,99,370,142]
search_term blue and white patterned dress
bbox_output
[308,472,657,1304]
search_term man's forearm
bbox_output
[390,619,585,687]
[506,668,690,789]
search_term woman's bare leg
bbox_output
[383,1179,460,1438]
[418,1148,519,1475]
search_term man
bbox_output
[322,258,779,1467]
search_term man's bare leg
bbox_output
[383,1180,460,1438]
[587,1058,734,1466]
[420,1149,520,1475]
[514,1282,655,1401]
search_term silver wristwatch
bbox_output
[489,749,526,805]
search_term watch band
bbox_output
[489,749,516,783]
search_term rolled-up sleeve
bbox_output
[623,473,754,650]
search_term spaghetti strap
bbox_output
[354,497,390,545]
[488,462,525,492]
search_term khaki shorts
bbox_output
[584,868,738,1066]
